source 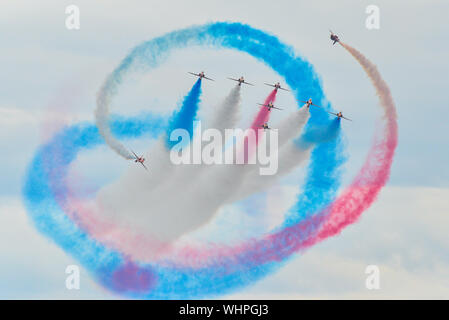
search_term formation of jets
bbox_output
[190,71,291,93]
[131,31,351,171]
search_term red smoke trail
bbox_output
[306,42,398,244]
[243,89,278,163]
[250,89,277,132]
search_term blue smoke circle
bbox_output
[23,22,345,298]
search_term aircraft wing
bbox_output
[328,111,352,121]
[279,87,291,92]
[257,103,267,107]
[264,83,276,88]
[228,77,239,82]
[327,111,342,118]
[299,100,323,108]
[203,76,214,81]
[272,106,283,110]
[243,81,254,86]
[188,72,199,76]
[140,162,149,171]
[130,149,139,160]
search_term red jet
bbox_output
[188,71,214,81]
[330,30,340,45]
[228,76,254,86]
[258,102,283,111]
[329,111,352,121]
[260,122,271,130]
[264,82,290,92]
[131,150,148,171]
[299,98,324,110]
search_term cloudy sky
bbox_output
[0,0,448,299]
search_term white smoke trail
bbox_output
[207,85,242,134]
[146,85,243,194]
[340,42,397,121]
[95,85,243,247]
[237,105,311,180]
[277,105,310,148]
[189,106,311,209]
[91,85,333,262]
[166,87,273,210]
[226,109,311,202]
[95,83,134,160]
[227,143,312,203]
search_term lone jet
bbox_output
[329,30,340,45]
[228,76,254,86]
[188,71,214,81]
[131,150,148,171]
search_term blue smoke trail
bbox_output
[23,22,346,299]
[165,78,202,149]
[298,118,342,147]
[285,118,346,225]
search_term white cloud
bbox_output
[225,186,449,299]
[0,197,112,299]
[0,107,39,126]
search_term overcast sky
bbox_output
[0,0,448,299]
